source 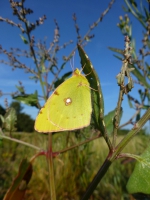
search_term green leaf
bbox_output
[104,109,116,135]
[124,0,147,29]
[127,95,134,108]
[20,35,28,44]
[108,47,124,55]
[126,145,150,194]
[0,138,3,147]
[4,107,17,132]
[136,112,140,122]
[131,38,136,54]
[15,85,25,94]
[13,91,39,108]
[122,5,129,12]
[40,56,47,73]
[0,114,5,124]
[60,61,67,70]
[129,64,150,89]
[29,76,38,80]
[143,6,150,20]
[77,44,105,133]
[113,54,123,60]
[147,40,150,49]
[3,159,32,200]
[138,89,143,100]
[145,62,150,80]
[145,62,150,70]
[54,71,72,89]
[142,105,150,110]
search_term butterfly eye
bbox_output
[64,97,72,106]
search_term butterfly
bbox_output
[34,68,92,133]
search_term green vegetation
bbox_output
[0,131,149,200]
[0,102,34,132]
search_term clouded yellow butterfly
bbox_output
[34,68,92,133]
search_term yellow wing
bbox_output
[34,68,92,133]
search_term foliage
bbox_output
[10,101,34,132]
[0,105,6,126]
[0,102,34,133]
[109,0,150,128]
[117,128,147,136]
[16,113,34,132]
[0,107,17,136]
[0,132,149,200]
[127,145,150,195]
[10,102,23,115]
[11,102,34,132]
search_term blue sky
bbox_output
[0,0,149,129]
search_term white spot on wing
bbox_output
[64,97,72,106]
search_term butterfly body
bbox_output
[34,68,92,133]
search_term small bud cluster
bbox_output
[116,36,134,94]
[117,14,130,37]
[0,0,116,103]
[0,44,38,76]
[133,19,150,77]
[7,0,47,33]
[141,19,150,50]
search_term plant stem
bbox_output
[56,134,101,155]
[21,2,46,101]
[0,134,41,151]
[112,107,150,159]
[47,133,56,200]
[81,108,150,199]
[81,157,112,200]
[112,89,124,147]
[125,0,147,29]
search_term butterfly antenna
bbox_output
[80,63,86,73]
[85,70,92,77]
[81,63,92,77]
